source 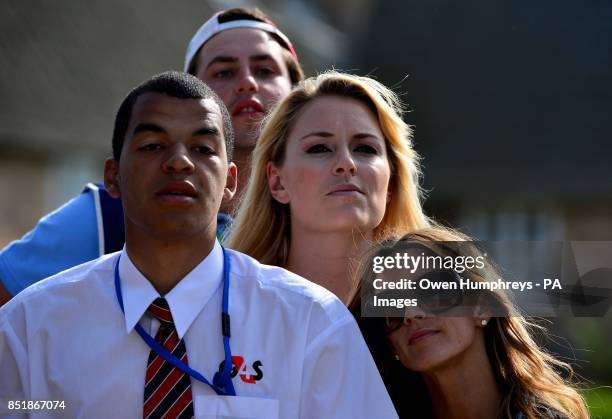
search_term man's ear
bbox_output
[223,162,238,203]
[266,162,290,204]
[104,158,121,199]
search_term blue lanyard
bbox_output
[114,246,236,396]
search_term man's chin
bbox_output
[233,133,258,151]
[232,119,261,149]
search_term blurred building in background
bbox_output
[2,1,611,246]
[0,0,343,245]
[350,1,612,244]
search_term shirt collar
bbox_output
[119,240,224,339]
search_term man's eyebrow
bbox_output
[299,131,334,141]
[250,54,276,62]
[132,123,165,136]
[205,56,238,69]
[193,127,221,137]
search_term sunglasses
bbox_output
[381,269,470,334]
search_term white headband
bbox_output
[184,12,298,72]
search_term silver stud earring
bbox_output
[481,319,488,326]
[394,354,400,361]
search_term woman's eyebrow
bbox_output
[299,131,333,141]
[353,132,381,139]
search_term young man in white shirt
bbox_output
[0,72,398,418]
[0,7,304,304]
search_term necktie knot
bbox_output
[147,298,174,325]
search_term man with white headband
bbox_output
[185,8,302,210]
[0,8,303,304]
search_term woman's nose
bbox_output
[403,306,427,325]
[333,148,356,176]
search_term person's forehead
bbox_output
[291,96,382,134]
[198,27,286,66]
[301,95,375,115]
[129,92,224,131]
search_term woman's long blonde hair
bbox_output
[349,226,589,419]
[227,71,431,266]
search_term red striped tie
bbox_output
[143,298,194,419]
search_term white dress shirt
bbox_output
[0,241,398,419]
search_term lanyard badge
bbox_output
[114,246,236,396]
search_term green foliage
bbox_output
[585,387,612,419]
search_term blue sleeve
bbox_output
[0,192,100,296]
[216,212,234,244]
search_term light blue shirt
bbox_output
[0,191,99,296]
[0,185,233,297]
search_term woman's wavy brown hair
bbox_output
[348,226,589,419]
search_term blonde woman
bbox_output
[227,71,430,302]
[348,227,589,419]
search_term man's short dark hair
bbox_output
[187,7,304,85]
[112,71,234,161]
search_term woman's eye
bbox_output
[306,144,331,153]
[355,144,378,154]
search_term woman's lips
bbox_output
[408,329,440,345]
[327,183,364,196]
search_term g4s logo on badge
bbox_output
[218,355,263,384]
